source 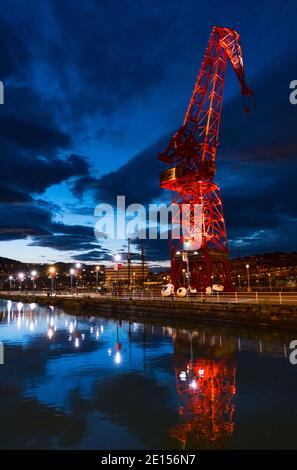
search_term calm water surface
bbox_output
[0,299,296,450]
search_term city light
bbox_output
[47,328,54,339]
[114,351,122,364]
[75,262,82,269]
[189,379,198,390]
[246,264,251,292]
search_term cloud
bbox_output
[73,135,169,206]
[73,250,114,262]
[0,200,54,242]
[0,197,103,256]
[28,221,99,253]
[0,186,32,203]
[219,45,297,164]
[0,18,29,79]
[0,85,90,196]
[0,115,70,151]
[48,0,200,116]
[0,1,296,262]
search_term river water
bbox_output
[0,299,296,450]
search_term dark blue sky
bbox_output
[0,0,296,265]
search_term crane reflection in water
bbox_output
[168,329,236,449]
[0,300,292,450]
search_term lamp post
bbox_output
[75,262,82,289]
[95,265,100,290]
[9,275,13,291]
[31,270,37,293]
[268,272,272,292]
[133,272,136,288]
[18,272,24,290]
[183,241,191,288]
[182,268,186,286]
[49,267,56,292]
[114,254,121,290]
[238,274,241,289]
[246,264,251,292]
[70,268,75,292]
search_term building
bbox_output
[230,252,297,290]
[105,263,149,287]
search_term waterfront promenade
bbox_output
[1,290,297,331]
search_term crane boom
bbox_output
[159,26,253,182]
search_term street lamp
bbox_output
[114,254,121,290]
[184,240,191,250]
[9,275,13,291]
[268,272,272,292]
[182,268,186,286]
[238,274,241,289]
[31,270,37,292]
[18,272,24,290]
[246,264,251,292]
[70,268,75,291]
[75,262,82,288]
[95,265,100,290]
[49,267,56,291]
[133,272,136,288]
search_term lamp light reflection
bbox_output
[48,328,54,339]
[114,351,122,364]
[189,379,198,390]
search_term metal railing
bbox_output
[1,289,297,305]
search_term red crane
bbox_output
[159,26,253,291]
